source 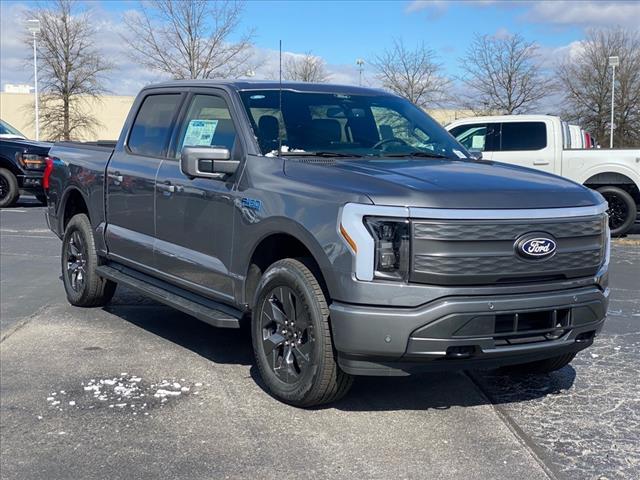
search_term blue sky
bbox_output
[1,1,639,95]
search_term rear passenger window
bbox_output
[128,94,181,157]
[499,122,546,151]
[176,95,237,156]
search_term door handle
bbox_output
[533,159,550,165]
[108,173,123,182]
[158,183,175,193]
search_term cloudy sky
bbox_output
[1,0,639,96]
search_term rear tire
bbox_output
[61,213,116,307]
[501,352,576,375]
[251,258,353,407]
[597,185,636,236]
[0,168,19,208]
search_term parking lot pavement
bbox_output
[0,198,61,335]
[471,239,640,480]
[1,199,639,479]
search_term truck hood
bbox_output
[283,158,602,209]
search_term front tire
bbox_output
[251,258,353,407]
[0,168,19,208]
[597,185,636,236]
[501,352,576,375]
[61,213,116,307]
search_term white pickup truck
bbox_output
[446,115,640,235]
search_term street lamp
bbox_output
[608,55,619,149]
[26,19,40,141]
[356,59,365,86]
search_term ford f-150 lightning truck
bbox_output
[44,81,610,406]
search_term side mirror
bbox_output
[469,151,483,160]
[180,146,239,179]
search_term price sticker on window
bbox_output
[183,119,219,147]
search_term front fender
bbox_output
[240,215,341,300]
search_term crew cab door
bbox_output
[489,121,555,174]
[153,90,242,302]
[447,122,498,161]
[105,92,184,266]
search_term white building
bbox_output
[3,83,33,94]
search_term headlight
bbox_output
[364,217,410,281]
[16,153,48,170]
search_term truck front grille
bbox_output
[411,215,605,286]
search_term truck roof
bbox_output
[448,114,561,124]
[144,79,392,96]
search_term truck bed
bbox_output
[46,142,116,238]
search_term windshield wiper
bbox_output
[383,151,453,160]
[279,151,363,158]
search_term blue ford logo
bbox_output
[516,236,557,259]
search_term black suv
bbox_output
[0,120,51,207]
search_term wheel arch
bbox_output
[243,224,337,309]
[59,186,90,232]
[0,156,22,176]
[584,171,640,203]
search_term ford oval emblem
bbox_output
[516,235,557,260]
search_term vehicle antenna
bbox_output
[278,40,284,156]
[278,40,283,156]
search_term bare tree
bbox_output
[459,33,553,114]
[557,28,640,148]
[123,0,254,79]
[283,52,330,82]
[24,0,112,140]
[371,39,450,108]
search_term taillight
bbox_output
[43,156,54,190]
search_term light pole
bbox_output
[608,55,619,149]
[356,59,365,86]
[26,19,40,141]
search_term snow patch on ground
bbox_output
[44,375,205,418]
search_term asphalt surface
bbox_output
[1,197,638,480]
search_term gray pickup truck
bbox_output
[45,81,610,406]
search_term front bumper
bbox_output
[18,173,44,193]
[330,285,609,376]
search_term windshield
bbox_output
[0,120,25,137]
[239,90,470,160]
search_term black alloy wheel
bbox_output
[251,258,353,407]
[0,174,8,201]
[61,213,116,307]
[0,168,19,207]
[597,185,636,236]
[65,230,87,293]
[260,286,313,384]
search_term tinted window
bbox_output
[499,122,546,151]
[128,94,181,157]
[240,90,471,160]
[449,123,488,151]
[176,95,237,156]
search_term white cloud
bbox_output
[1,2,361,96]
[522,1,640,31]
[404,0,450,19]
[0,2,31,90]
[493,27,512,39]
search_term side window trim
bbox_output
[168,89,245,162]
[125,92,185,159]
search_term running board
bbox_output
[96,264,242,329]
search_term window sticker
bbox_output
[471,135,485,150]
[453,149,467,159]
[183,119,219,147]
